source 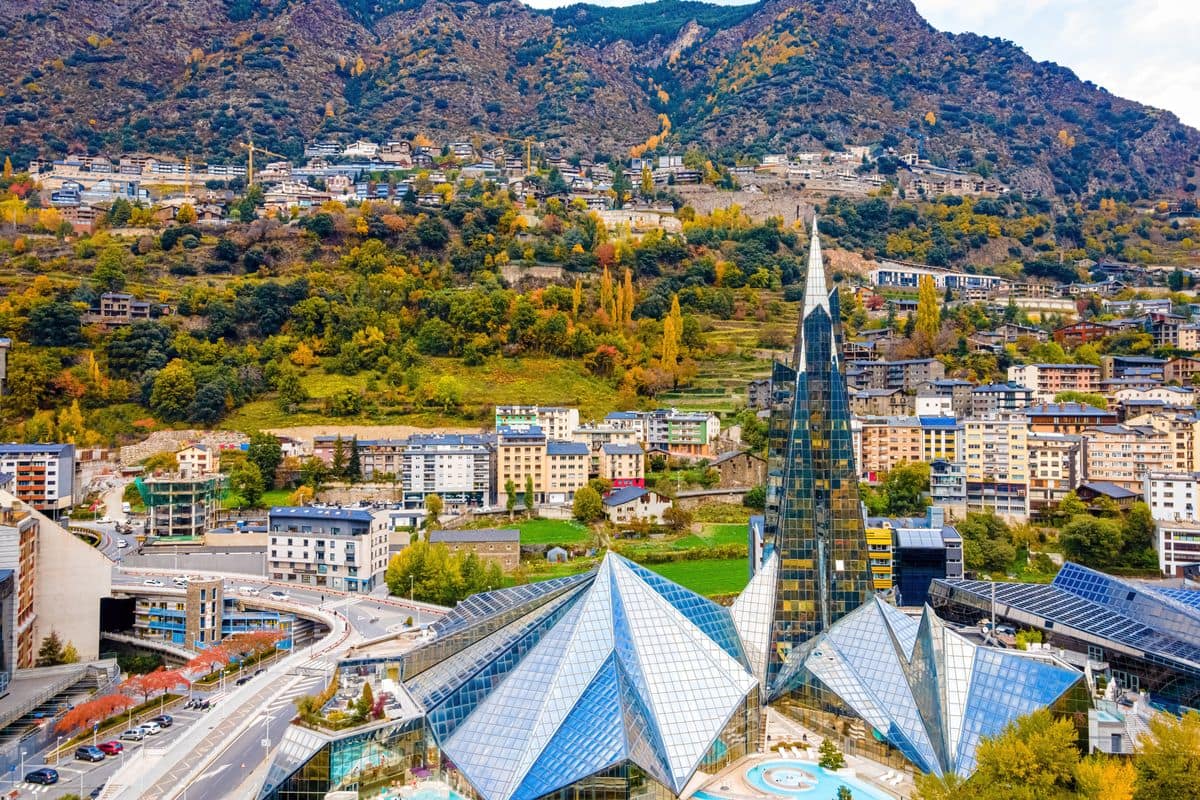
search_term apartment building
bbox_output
[1021,403,1118,435]
[599,444,645,488]
[858,416,922,480]
[0,502,39,668]
[495,426,547,508]
[1128,412,1200,473]
[962,415,1030,521]
[1027,433,1086,514]
[267,506,390,592]
[399,434,493,512]
[920,416,962,463]
[1007,363,1101,401]
[125,579,294,650]
[847,358,946,392]
[1083,425,1173,492]
[850,388,911,417]
[1165,356,1200,384]
[139,474,224,538]
[0,444,76,514]
[969,383,1036,417]
[544,441,589,504]
[312,436,405,480]
[175,444,216,478]
[863,522,894,592]
[494,406,580,441]
[1153,520,1200,578]
[1145,472,1200,577]
[929,460,967,519]
[1102,355,1167,382]
[921,379,975,418]
[644,409,720,458]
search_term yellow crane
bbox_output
[494,135,544,174]
[237,138,289,184]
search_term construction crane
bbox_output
[237,138,289,184]
[494,135,544,174]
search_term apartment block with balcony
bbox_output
[1027,433,1086,514]
[930,460,967,519]
[1007,363,1101,402]
[920,416,962,463]
[863,523,894,592]
[494,405,580,441]
[599,444,645,488]
[496,426,548,508]
[1145,471,1200,576]
[1021,402,1118,435]
[858,416,922,481]
[962,414,1030,521]
[127,579,294,650]
[846,358,946,392]
[969,383,1036,417]
[0,503,38,668]
[267,506,390,592]
[399,434,493,513]
[0,444,76,514]
[644,409,720,458]
[138,474,224,538]
[1128,412,1200,473]
[544,441,590,504]
[1083,425,1173,492]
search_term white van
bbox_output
[121,501,132,515]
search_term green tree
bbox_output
[915,274,941,347]
[817,738,846,770]
[92,246,128,292]
[424,493,443,528]
[246,432,283,487]
[573,486,603,522]
[357,681,374,720]
[662,504,693,532]
[957,512,1016,574]
[1056,490,1087,520]
[1122,502,1156,563]
[1054,391,1108,409]
[346,436,362,483]
[36,630,67,667]
[743,484,766,510]
[300,457,327,491]
[880,462,931,515]
[1060,515,1124,568]
[524,475,535,517]
[971,709,1079,800]
[25,300,84,346]
[1134,710,1200,800]
[229,461,265,508]
[332,436,347,478]
[149,359,197,422]
[836,787,853,800]
[276,365,309,411]
[505,478,517,520]
[430,375,463,412]
[912,772,970,800]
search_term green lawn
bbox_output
[512,518,592,546]
[672,523,749,549]
[643,557,750,597]
[222,487,293,510]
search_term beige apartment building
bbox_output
[1128,412,1200,474]
[1083,424,1173,492]
[1027,433,1086,513]
[599,444,645,489]
[496,428,589,507]
[962,414,1030,520]
[859,416,922,480]
[1007,363,1101,402]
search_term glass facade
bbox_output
[764,222,871,694]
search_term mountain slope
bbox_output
[0,0,1196,198]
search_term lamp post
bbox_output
[19,749,25,782]
[55,736,62,765]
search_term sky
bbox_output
[520,0,1200,130]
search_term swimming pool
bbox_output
[698,759,889,800]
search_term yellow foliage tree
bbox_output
[600,265,614,317]
[915,274,941,343]
[924,111,937,126]
[290,341,319,368]
[622,269,635,326]
[2,156,11,179]
[1074,756,1135,800]
[572,278,583,319]
[174,203,197,224]
[660,315,678,370]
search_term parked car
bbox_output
[90,785,104,799]
[143,579,164,587]
[75,745,105,762]
[116,539,128,548]
[119,729,145,742]
[137,721,162,736]
[122,501,131,514]
[268,590,288,600]
[234,675,252,686]
[97,741,123,755]
[238,586,260,597]
[25,768,59,785]
[150,714,173,728]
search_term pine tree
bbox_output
[346,435,362,483]
[36,630,65,667]
[332,435,347,478]
[524,474,536,517]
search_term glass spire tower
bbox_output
[762,218,871,694]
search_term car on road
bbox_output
[90,786,104,799]
[150,714,173,728]
[238,586,260,597]
[97,741,123,755]
[75,745,105,762]
[116,539,128,548]
[137,721,162,736]
[234,675,253,686]
[122,501,131,514]
[268,590,288,600]
[143,579,164,587]
[25,768,59,785]
[119,729,145,742]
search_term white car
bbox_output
[268,590,288,600]
[238,586,261,597]
[116,539,128,549]
[143,579,164,587]
[137,722,161,736]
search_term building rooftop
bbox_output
[602,486,651,506]
[918,416,961,428]
[546,441,589,456]
[268,506,374,522]
[429,528,519,544]
[1022,403,1116,417]
[600,443,644,455]
[1077,481,1139,500]
[0,443,74,456]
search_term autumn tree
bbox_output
[1075,755,1135,800]
[424,493,443,528]
[56,693,135,734]
[971,709,1079,800]
[572,486,603,522]
[1133,710,1200,799]
[121,668,190,703]
[914,274,941,350]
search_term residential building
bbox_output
[312,436,406,480]
[85,292,153,328]
[1101,298,1173,316]
[858,416,922,480]
[644,409,721,458]
[0,490,111,668]
[891,507,963,607]
[920,416,962,463]
[120,579,294,650]
[747,378,773,409]
[962,414,1030,520]
[969,383,1036,417]
[0,444,76,514]
[1145,471,1200,523]
[1054,320,1118,347]
[175,444,216,478]
[1022,402,1118,434]
[602,486,672,526]
[399,434,493,515]
[869,262,1007,293]
[1153,520,1200,578]
[849,387,911,416]
[1083,424,1173,491]
[267,506,390,592]
[922,378,975,417]
[1165,356,1200,384]
[1007,363,1101,401]
[847,358,945,392]
[1075,481,1140,511]
[1130,412,1200,473]
[1113,386,1196,416]
[1027,433,1086,513]
[915,393,955,417]
[709,451,767,487]
[1177,325,1200,352]
[1102,355,1167,381]
[494,405,580,440]
[598,444,645,489]
[1143,312,1187,349]
[930,460,968,519]
[544,441,589,504]
[863,522,894,592]
[136,474,224,538]
[427,529,520,572]
[603,410,648,439]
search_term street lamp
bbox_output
[19,749,25,782]
[55,736,62,765]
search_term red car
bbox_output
[97,741,123,756]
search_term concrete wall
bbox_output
[29,500,112,661]
[205,531,268,548]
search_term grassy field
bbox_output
[673,523,749,549]
[482,518,592,546]
[222,356,621,432]
[223,487,292,510]
[643,557,750,597]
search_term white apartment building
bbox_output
[267,506,390,592]
[495,406,580,441]
[399,434,493,512]
[1027,433,1085,513]
[175,444,216,478]
[1145,472,1200,576]
[0,444,76,514]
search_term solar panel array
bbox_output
[430,572,595,637]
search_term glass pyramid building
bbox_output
[758,219,872,694]
[403,553,761,800]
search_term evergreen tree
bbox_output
[36,630,66,667]
[818,739,846,770]
[346,435,362,483]
[524,474,536,517]
[505,479,517,519]
[332,436,347,478]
